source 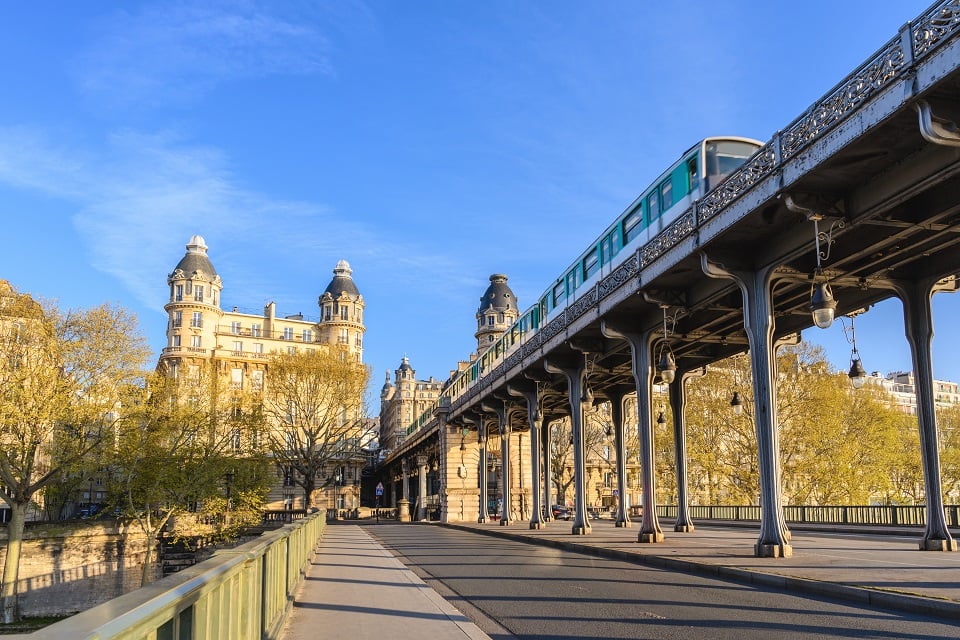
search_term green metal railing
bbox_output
[23,513,325,640]
[655,504,960,528]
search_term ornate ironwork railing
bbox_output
[656,504,960,528]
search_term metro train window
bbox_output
[553,281,565,305]
[648,191,661,220]
[583,250,599,279]
[566,268,581,293]
[687,157,699,193]
[623,208,643,243]
[660,179,673,210]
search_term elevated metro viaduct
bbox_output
[376,1,960,558]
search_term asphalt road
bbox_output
[365,523,960,640]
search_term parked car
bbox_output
[551,505,573,520]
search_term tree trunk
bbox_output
[1,502,27,624]
[303,476,316,508]
[141,531,157,587]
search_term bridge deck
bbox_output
[282,520,960,639]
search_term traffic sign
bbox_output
[375,482,384,496]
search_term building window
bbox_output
[283,327,293,340]
[231,321,241,334]
[168,362,179,379]
[174,285,183,301]
[191,312,202,328]
[212,289,218,306]
[230,428,241,451]
[251,369,264,391]
[487,316,494,326]
[254,343,263,354]
[230,368,243,389]
[172,311,182,328]
[341,306,348,320]
[302,329,313,342]
[338,328,349,344]
[170,335,181,347]
[232,341,243,354]
[288,346,296,355]
[355,336,362,348]
[191,335,202,348]
[251,323,261,337]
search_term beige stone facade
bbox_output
[158,236,367,510]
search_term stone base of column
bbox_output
[500,519,511,526]
[398,499,411,523]
[755,542,792,557]
[919,538,958,551]
[638,531,664,543]
[478,516,489,523]
[615,520,632,528]
[529,521,546,530]
[572,525,591,535]
[674,523,695,533]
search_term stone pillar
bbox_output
[703,254,791,557]
[417,454,429,521]
[671,368,705,533]
[894,277,958,551]
[399,458,411,523]
[545,355,592,536]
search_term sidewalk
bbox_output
[444,518,960,620]
[280,523,490,640]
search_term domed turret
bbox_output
[172,235,219,280]
[323,259,360,297]
[163,235,225,368]
[475,274,519,351]
[317,259,365,362]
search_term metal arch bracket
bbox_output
[916,100,960,147]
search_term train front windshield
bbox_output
[705,140,762,188]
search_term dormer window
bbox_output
[194,285,204,302]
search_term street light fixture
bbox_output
[842,311,868,389]
[730,391,744,416]
[656,307,677,384]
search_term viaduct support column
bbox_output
[546,353,592,536]
[483,400,514,526]
[510,383,546,529]
[476,416,490,523]
[608,388,633,528]
[542,416,557,522]
[603,322,663,543]
[703,254,791,557]
[893,277,958,551]
[671,368,704,532]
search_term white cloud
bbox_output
[74,1,334,108]
[0,125,470,318]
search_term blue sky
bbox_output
[1,0,956,405]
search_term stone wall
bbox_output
[0,521,160,617]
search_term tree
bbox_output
[260,348,370,508]
[111,365,269,586]
[939,405,960,502]
[0,283,149,623]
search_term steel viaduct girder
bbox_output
[380,7,960,555]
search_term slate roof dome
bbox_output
[172,235,218,278]
[477,274,517,314]
[323,259,360,297]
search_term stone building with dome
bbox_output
[378,357,444,454]
[475,274,519,351]
[159,235,367,511]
